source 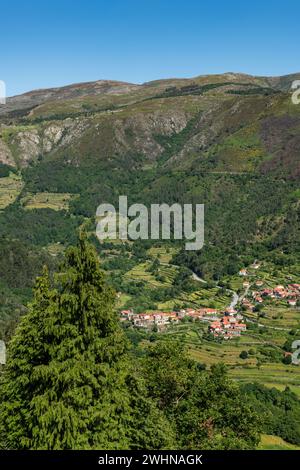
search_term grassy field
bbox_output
[21,192,76,211]
[125,261,177,288]
[189,337,258,366]
[124,258,232,311]
[0,174,23,209]
[116,246,300,398]
[257,305,300,329]
[258,434,300,450]
[157,320,300,394]
[116,293,132,308]
[46,242,65,257]
[147,246,179,264]
[229,362,300,390]
[225,261,300,292]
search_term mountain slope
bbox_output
[0,72,299,337]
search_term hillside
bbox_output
[0,71,299,338]
[0,72,300,450]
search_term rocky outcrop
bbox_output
[0,118,90,167]
[0,138,15,167]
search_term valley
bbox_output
[0,72,299,449]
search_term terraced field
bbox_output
[21,192,76,211]
[258,434,300,450]
[189,337,259,367]
[0,174,23,209]
[255,262,300,287]
[46,242,65,257]
[180,288,231,309]
[158,322,300,394]
[257,306,300,329]
[125,261,178,288]
[147,246,179,264]
[229,362,300,391]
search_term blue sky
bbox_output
[1,0,300,96]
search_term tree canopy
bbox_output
[0,235,261,450]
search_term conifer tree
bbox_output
[0,234,133,449]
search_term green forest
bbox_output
[1,236,300,450]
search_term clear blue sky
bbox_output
[1,0,300,96]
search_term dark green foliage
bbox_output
[0,164,16,177]
[0,238,263,450]
[155,114,201,164]
[282,354,292,365]
[0,206,81,246]
[154,82,267,99]
[0,238,55,289]
[0,281,28,342]
[239,350,249,359]
[142,342,261,449]
[0,238,57,341]
[172,173,300,279]
[227,88,279,96]
[0,235,133,449]
[242,383,300,446]
[173,266,197,292]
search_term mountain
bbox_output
[1,72,300,175]
[0,72,299,337]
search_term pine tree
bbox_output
[0,234,133,449]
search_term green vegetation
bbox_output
[21,192,76,211]
[0,74,300,449]
[0,206,81,246]
[242,383,300,446]
[0,173,23,209]
[258,434,300,450]
[155,113,201,164]
[0,237,261,450]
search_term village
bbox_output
[120,306,247,339]
[241,281,300,311]
[119,265,300,339]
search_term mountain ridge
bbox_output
[1,71,300,177]
[4,71,300,100]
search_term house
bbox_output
[262,288,273,297]
[120,309,135,320]
[203,315,219,322]
[225,307,237,315]
[209,315,247,339]
[178,309,188,318]
[256,280,264,287]
[133,314,154,328]
[239,269,247,276]
[185,308,196,315]
[203,308,218,315]
[289,284,300,290]
[274,286,286,298]
[288,299,297,307]
[245,302,255,311]
[184,307,218,319]
[234,323,247,331]
[209,321,222,333]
